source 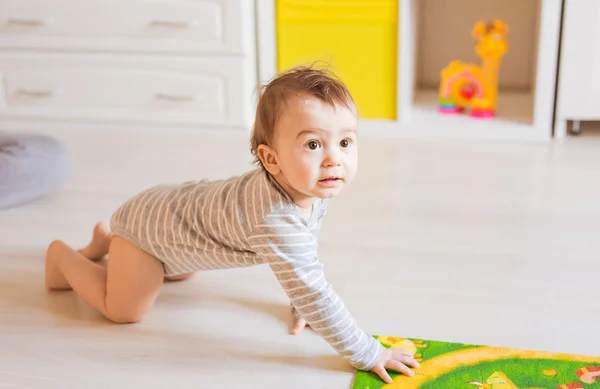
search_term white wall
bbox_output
[416,0,541,91]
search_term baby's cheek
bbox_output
[293,152,319,186]
[345,151,359,172]
[299,165,316,185]
[297,163,317,187]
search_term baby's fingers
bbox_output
[385,360,415,377]
[290,317,307,335]
[371,365,393,384]
[392,349,420,364]
[393,353,420,369]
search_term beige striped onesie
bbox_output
[109,167,382,370]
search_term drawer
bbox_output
[0,0,252,55]
[0,53,255,127]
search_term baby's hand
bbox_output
[371,347,420,384]
[290,316,309,334]
[289,305,310,335]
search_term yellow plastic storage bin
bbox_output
[276,0,398,120]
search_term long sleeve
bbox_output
[248,210,382,371]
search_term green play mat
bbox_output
[352,336,600,389]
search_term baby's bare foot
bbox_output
[45,241,71,291]
[78,222,112,261]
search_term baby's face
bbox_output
[273,95,358,206]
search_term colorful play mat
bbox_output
[352,336,600,389]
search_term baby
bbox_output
[44,66,419,383]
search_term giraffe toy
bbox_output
[438,20,509,118]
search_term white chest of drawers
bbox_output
[0,0,257,130]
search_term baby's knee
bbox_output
[105,308,146,324]
[105,301,147,324]
[46,239,66,256]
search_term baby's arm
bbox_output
[249,213,416,379]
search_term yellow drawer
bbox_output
[276,0,398,120]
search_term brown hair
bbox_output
[249,64,356,166]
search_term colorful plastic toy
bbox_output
[438,20,509,118]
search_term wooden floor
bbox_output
[1,125,599,388]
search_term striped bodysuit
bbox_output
[109,168,382,370]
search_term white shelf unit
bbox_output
[256,0,563,141]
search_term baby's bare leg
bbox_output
[78,222,112,261]
[45,236,164,323]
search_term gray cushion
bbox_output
[0,133,71,209]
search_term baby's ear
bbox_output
[257,144,281,175]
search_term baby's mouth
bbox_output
[318,177,342,184]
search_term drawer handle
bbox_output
[149,20,199,28]
[16,89,57,97]
[156,93,196,102]
[7,17,55,26]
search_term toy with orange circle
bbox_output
[438,20,510,118]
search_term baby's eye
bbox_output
[306,140,321,150]
[340,138,352,148]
